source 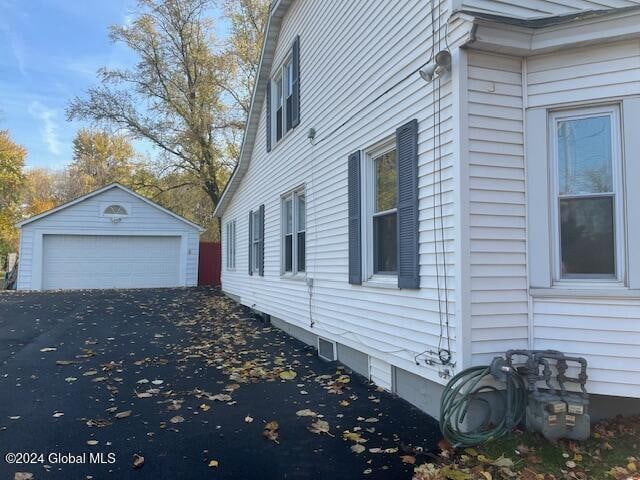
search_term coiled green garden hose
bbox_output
[439,365,528,448]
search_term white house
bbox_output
[17,183,203,291]
[214,0,640,419]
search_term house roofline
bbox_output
[455,5,640,55]
[17,183,205,232]
[214,0,293,218]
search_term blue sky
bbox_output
[0,0,142,168]
[1,0,227,170]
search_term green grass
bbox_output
[471,415,640,479]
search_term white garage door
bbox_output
[42,235,181,290]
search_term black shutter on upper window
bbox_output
[266,82,272,152]
[396,119,420,289]
[248,211,253,276]
[258,204,265,276]
[348,151,362,285]
[291,35,300,128]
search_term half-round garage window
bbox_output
[103,204,128,216]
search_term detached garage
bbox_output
[16,183,203,291]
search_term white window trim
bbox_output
[362,137,398,286]
[271,54,294,147]
[100,202,131,218]
[280,186,305,278]
[548,104,626,287]
[226,220,236,271]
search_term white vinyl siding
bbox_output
[465,37,640,396]
[466,51,529,365]
[221,0,457,387]
[532,297,640,397]
[523,39,640,397]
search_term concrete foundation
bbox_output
[251,311,640,427]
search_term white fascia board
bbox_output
[214,0,292,218]
[461,8,640,56]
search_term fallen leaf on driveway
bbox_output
[308,419,332,436]
[343,431,366,443]
[200,404,210,411]
[208,460,219,468]
[56,360,80,366]
[14,473,34,480]
[279,370,297,380]
[210,394,232,402]
[133,454,144,469]
[351,444,366,454]
[170,415,185,423]
[245,415,254,423]
[296,409,317,417]
[263,420,279,443]
[115,410,132,419]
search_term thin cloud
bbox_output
[28,101,62,156]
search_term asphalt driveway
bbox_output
[0,288,440,479]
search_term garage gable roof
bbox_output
[17,183,204,231]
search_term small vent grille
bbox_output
[318,338,336,361]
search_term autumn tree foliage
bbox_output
[67,129,137,197]
[67,0,269,220]
[0,130,26,266]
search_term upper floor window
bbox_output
[273,57,293,143]
[282,189,305,274]
[226,220,236,270]
[267,36,299,151]
[103,204,128,216]
[550,105,624,282]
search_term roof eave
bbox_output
[214,0,293,218]
[456,5,640,56]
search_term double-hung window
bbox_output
[282,189,305,275]
[365,142,398,279]
[267,36,299,151]
[550,105,624,282]
[251,211,261,274]
[226,220,236,270]
[273,57,293,143]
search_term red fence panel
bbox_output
[198,242,221,287]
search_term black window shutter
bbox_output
[258,204,265,276]
[266,82,272,152]
[396,119,420,289]
[291,35,300,128]
[348,151,362,285]
[248,211,253,275]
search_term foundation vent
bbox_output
[318,338,336,361]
